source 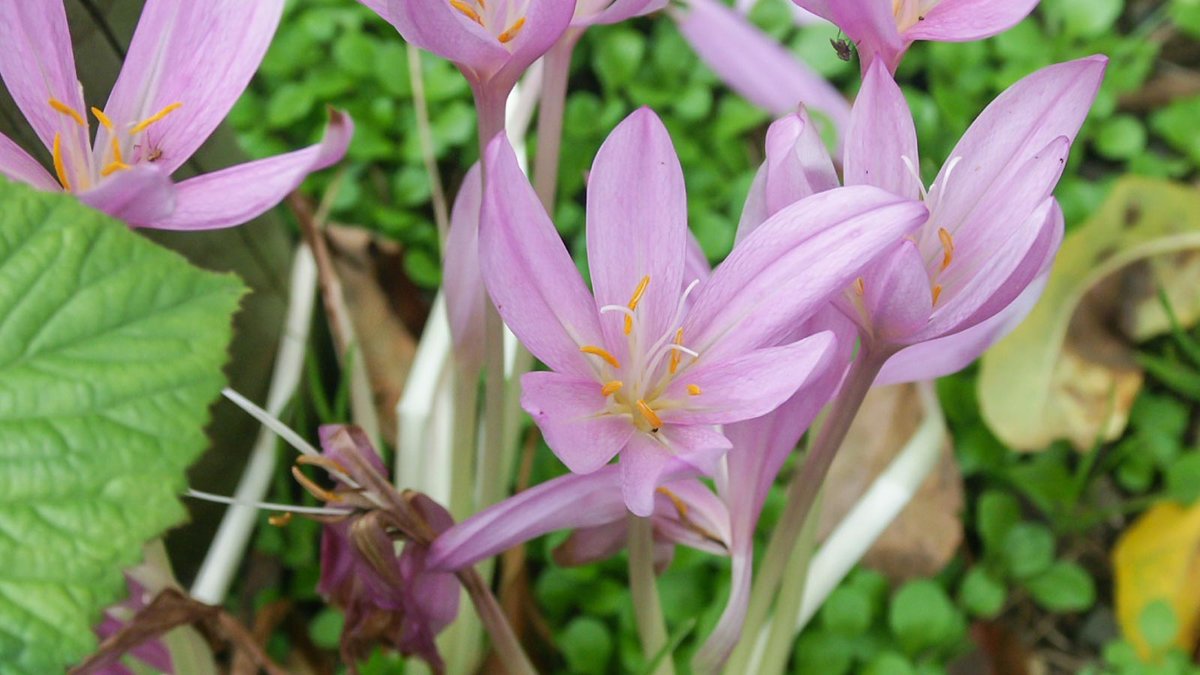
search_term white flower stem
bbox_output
[190,244,317,605]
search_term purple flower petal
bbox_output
[521,371,634,474]
[906,0,1040,42]
[587,108,687,355]
[844,60,922,200]
[684,186,928,362]
[444,162,487,374]
[78,165,176,225]
[480,135,605,379]
[429,467,627,570]
[0,0,84,154]
[143,110,351,230]
[0,131,59,191]
[663,331,836,425]
[620,425,731,517]
[102,0,285,175]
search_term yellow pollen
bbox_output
[91,107,114,130]
[110,136,124,164]
[669,328,684,374]
[48,98,86,127]
[601,380,624,397]
[449,0,483,24]
[52,133,71,192]
[853,277,866,296]
[624,275,651,335]
[938,227,955,271]
[131,102,183,134]
[268,512,293,527]
[498,17,526,43]
[656,487,689,518]
[580,345,621,369]
[636,400,663,430]
[932,284,943,306]
[100,161,131,177]
[687,384,702,396]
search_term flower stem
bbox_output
[473,85,511,508]
[407,44,450,250]
[756,485,823,675]
[458,568,537,675]
[532,31,580,211]
[727,347,888,672]
[629,515,675,675]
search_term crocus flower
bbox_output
[428,466,731,574]
[0,0,351,230]
[745,57,1105,383]
[315,426,459,672]
[480,107,928,515]
[793,0,1040,73]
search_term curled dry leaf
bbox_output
[818,383,964,584]
[980,177,1200,452]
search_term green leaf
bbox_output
[593,28,646,91]
[820,586,874,636]
[863,650,916,675]
[1025,561,1096,612]
[959,567,1007,618]
[0,180,243,672]
[1138,600,1180,651]
[561,617,613,675]
[888,580,959,656]
[976,490,1022,554]
[1003,523,1056,580]
[1167,454,1200,504]
[1094,115,1147,161]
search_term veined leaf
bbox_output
[0,179,244,673]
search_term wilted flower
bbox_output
[0,0,351,230]
[312,426,459,673]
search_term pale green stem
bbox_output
[629,515,675,675]
[449,369,479,520]
[727,347,888,672]
[757,485,824,675]
[474,85,510,508]
[407,44,450,249]
[458,568,538,675]
[532,31,580,211]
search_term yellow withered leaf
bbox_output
[1112,501,1200,658]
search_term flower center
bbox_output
[449,0,528,45]
[46,97,183,191]
[578,276,703,433]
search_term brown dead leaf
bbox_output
[326,225,425,435]
[817,383,964,584]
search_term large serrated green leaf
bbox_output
[0,179,245,673]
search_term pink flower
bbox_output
[478,107,927,515]
[0,0,351,230]
[573,0,668,26]
[744,56,1107,383]
[793,0,1041,73]
[362,0,576,101]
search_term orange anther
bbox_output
[687,384,702,396]
[52,133,71,192]
[853,277,866,296]
[498,17,526,43]
[449,0,483,24]
[636,400,663,430]
[580,345,621,369]
[601,380,624,397]
[268,512,294,527]
[91,107,114,130]
[669,328,685,374]
[932,284,943,306]
[48,98,86,127]
[938,227,955,271]
[131,102,183,134]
